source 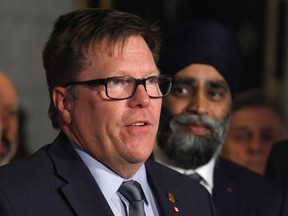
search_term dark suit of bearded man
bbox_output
[213,156,288,216]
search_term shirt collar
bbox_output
[73,145,149,203]
[153,142,215,193]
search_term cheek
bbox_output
[154,99,162,116]
[224,138,247,155]
[6,119,19,138]
[211,102,231,121]
[163,98,187,115]
[262,144,274,154]
[226,143,242,156]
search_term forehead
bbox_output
[233,106,284,126]
[82,36,158,78]
[175,64,226,83]
[229,106,288,139]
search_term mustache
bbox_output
[170,113,223,132]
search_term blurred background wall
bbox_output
[0,0,81,153]
[0,0,287,153]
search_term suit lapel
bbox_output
[48,133,114,216]
[145,160,185,216]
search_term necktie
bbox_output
[189,173,202,183]
[118,180,146,216]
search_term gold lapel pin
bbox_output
[167,192,180,213]
[167,192,176,204]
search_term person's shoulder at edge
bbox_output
[216,156,288,193]
[0,144,51,179]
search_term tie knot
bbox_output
[118,180,144,202]
[189,173,202,182]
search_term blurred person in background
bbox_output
[221,88,288,175]
[11,108,29,162]
[0,71,21,165]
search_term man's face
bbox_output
[221,106,287,175]
[157,64,232,169]
[55,36,162,178]
[0,74,19,166]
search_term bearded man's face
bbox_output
[156,64,232,169]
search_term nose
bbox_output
[128,84,150,107]
[186,92,208,115]
[247,136,263,154]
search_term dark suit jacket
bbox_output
[265,139,288,187]
[214,156,288,216]
[0,133,216,216]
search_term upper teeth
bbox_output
[133,122,145,126]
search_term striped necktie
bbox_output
[118,180,146,216]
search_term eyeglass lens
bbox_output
[106,76,172,99]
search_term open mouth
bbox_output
[132,122,146,126]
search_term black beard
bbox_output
[157,112,230,169]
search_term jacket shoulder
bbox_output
[214,156,288,215]
[0,144,52,182]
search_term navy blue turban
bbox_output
[159,19,243,98]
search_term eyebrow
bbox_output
[174,77,196,85]
[233,127,251,133]
[206,80,229,91]
[174,77,228,90]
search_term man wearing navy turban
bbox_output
[153,19,288,216]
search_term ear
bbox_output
[52,86,72,124]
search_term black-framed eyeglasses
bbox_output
[63,75,173,100]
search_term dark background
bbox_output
[88,0,286,93]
